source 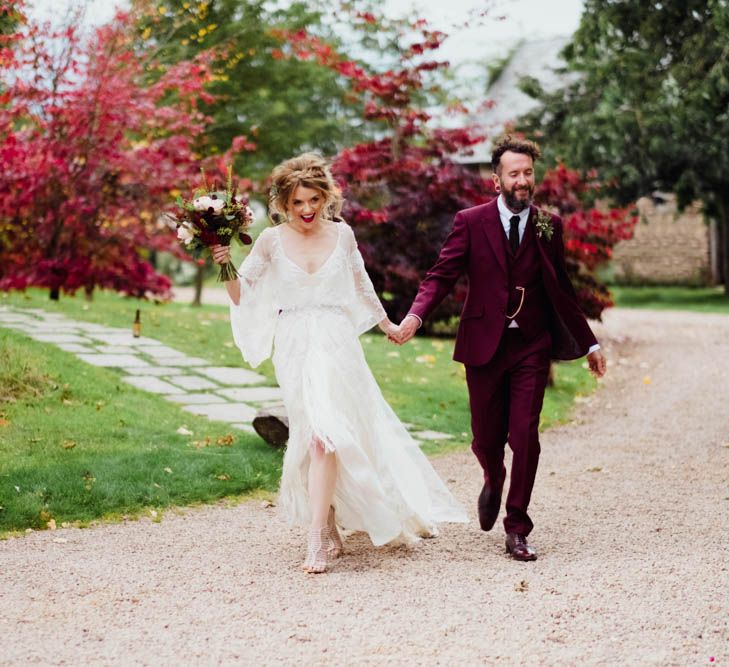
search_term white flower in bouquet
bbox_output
[193,195,225,213]
[176,224,195,245]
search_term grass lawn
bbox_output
[1,288,597,533]
[612,285,729,314]
[0,327,282,535]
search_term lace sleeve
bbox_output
[343,224,387,335]
[229,228,278,368]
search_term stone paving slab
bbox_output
[155,356,208,367]
[120,366,183,376]
[165,375,219,391]
[182,402,257,422]
[135,345,188,358]
[217,387,283,402]
[82,333,163,347]
[78,354,149,368]
[0,313,36,322]
[95,345,138,355]
[123,376,186,394]
[30,334,92,344]
[57,344,95,353]
[196,367,266,385]
[164,393,225,405]
[0,324,37,333]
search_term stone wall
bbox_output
[611,194,711,285]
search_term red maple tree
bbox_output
[0,7,239,300]
[274,12,636,328]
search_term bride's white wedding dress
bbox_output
[229,221,468,545]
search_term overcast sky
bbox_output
[27,0,584,63]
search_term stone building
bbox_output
[457,37,717,286]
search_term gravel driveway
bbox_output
[2,308,728,666]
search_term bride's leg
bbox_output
[303,438,337,573]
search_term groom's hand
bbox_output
[587,350,607,378]
[392,315,420,345]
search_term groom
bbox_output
[394,136,606,561]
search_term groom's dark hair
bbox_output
[491,135,541,173]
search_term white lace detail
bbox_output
[342,223,387,334]
[227,221,469,546]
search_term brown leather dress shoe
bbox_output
[505,533,537,561]
[477,481,502,531]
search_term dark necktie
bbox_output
[509,215,521,254]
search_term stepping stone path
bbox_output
[0,306,456,446]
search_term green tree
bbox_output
[134,0,363,181]
[518,0,729,293]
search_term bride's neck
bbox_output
[286,220,328,236]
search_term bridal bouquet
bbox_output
[174,169,254,282]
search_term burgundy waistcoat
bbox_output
[503,220,550,340]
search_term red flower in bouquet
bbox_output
[173,168,254,281]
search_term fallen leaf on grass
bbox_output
[515,580,529,592]
[387,351,400,358]
[47,518,57,530]
[216,434,234,446]
[62,440,76,450]
[176,426,193,436]
[216,474,230,481]
[0,418,9,427]
[163,467,173,474]
[415,354,436,364]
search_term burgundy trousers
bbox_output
[465,327,551,536]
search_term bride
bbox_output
[213,153,467,573]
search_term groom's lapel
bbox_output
[481,199,508,274]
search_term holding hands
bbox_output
[381,314,420,345]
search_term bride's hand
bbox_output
[378,319,400,342]
[211,244,231,265]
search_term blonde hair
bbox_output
[268,153,343,224]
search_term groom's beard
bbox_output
[502,184,534,212]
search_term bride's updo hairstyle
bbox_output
[268,153,343,224]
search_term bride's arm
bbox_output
[212,245,241,304]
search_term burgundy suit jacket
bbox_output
[409,199,598,366]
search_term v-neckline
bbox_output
[276,223,341,276]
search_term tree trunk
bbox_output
[716,196,729,296]
[192,263,204,307]
[49,287,60,301]
[84,285,94,302]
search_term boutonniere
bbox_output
[534,210,554,241]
